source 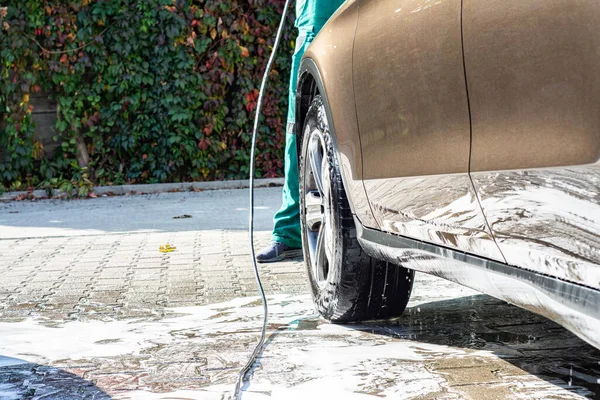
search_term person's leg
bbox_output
[271,31,315,249]
[257,1,345,263]
[256,32,313,263]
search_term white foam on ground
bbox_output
[0,295,310,364]
[1,292,586,399]
[0,295,462,398]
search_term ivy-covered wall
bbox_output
[0,0,295,194]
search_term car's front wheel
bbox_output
[299,95,414,322]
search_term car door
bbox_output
[463,0,600,289]
[353,0,504,261]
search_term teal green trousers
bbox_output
[272,0,344,248]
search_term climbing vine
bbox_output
[0,0,294,193]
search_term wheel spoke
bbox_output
[305,190,322,231]
[309,134,325,196]
[314,221,327,282]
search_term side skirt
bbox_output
[355,217,600,350]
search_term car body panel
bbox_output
[352,0,503,259]
[471,166,600,290]
[356,219,600,351]
[354,0,469,179]
[464,0,600,173]
[463,0,600,289]
[300,0,379,228]
[363,175,505,261]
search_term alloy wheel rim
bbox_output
[304,125,334,289]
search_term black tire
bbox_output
[299,95,414,322]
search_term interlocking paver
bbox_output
[0,190,302,326]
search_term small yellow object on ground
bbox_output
[159,243,177,253]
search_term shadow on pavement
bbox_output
[0,356,111,399]
[351,294,600,398]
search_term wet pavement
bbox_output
[0,188,599,399]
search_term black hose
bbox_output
[233,0,293,398]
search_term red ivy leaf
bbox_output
[245,89,259,113]
[198,138,210,151]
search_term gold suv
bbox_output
[295,0,600,350]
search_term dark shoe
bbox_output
[256,242,302,263]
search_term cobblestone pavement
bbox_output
[0,188,599,399]
[0,188,305,320]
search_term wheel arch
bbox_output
[295,59,321,158]
[295,57,379,228]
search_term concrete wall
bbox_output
[31,91,59,159]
